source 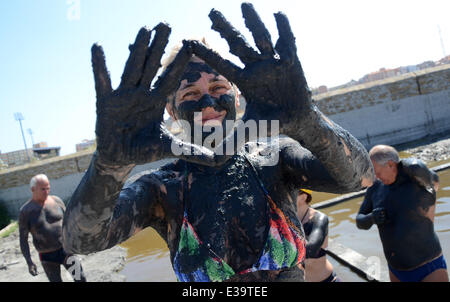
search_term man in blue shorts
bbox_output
[356,145,448,282]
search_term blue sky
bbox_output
[1,0,449,155]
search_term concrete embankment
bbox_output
[315,64,450,149]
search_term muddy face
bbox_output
[168,62,238,144]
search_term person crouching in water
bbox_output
[296,189,340,282]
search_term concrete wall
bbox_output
[0,150,174,218]
[1,65,449,218]
[314,64,450,148]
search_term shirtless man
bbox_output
[296,189,339,282]
[356,145,448,282]
[62,3,374,282]
[19,174,86,282]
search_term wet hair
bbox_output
[369,145,400,166]
[30,174,49,189]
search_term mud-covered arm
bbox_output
[62,154,165,254]
[280,138,359,193]
[356,188,376,230]
[305,213,328,258]
[290,108,374,192]
[18,210,33,265]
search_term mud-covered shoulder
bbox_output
[242,136,303,168]
[19,200,37,214]
[241,138,286,189]
[400,158,437,194]
[311,209,329,233]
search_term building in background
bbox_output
[0,158,7,170]
[32,146,61,160]
[312,55,450,96]
[76,139,96,152]
[0,149,34,167]
[0,142,61,168]
[33,142,48,149]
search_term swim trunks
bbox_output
[39,248,68,264]
[388,255,447,282]
[321,271,340,282]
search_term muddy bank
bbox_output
[397,134,450,162]
[0,230,127,282]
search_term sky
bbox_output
[0,0,449,156]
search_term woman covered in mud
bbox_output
[63,3,374,282]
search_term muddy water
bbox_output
[119,224,367,282]
[120,227,175,282]
[119,157,450,282]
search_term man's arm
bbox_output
[18,208,37,275]
[356,188,376,230]
[18,209,32,264]
[424,205,436,223]
[401,158,438,196]
[401,158,439,222]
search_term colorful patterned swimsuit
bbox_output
[172,156,306,282]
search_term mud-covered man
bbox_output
[63,3,374,282]
[19,174,86,282]
[356,145,448,282]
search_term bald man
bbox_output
[356,145,447,282]
[19,174,86,282]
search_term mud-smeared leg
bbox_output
[41,261,62,282]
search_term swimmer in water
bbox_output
[63,3,374,282]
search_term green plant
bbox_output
[0,221,18,238]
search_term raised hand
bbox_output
[92,23,192,166]
[189,3,375,189]
[189,3,312,135]
[372,207,387,225]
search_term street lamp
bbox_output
[27,128,35,147]
[14,112,31,163]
